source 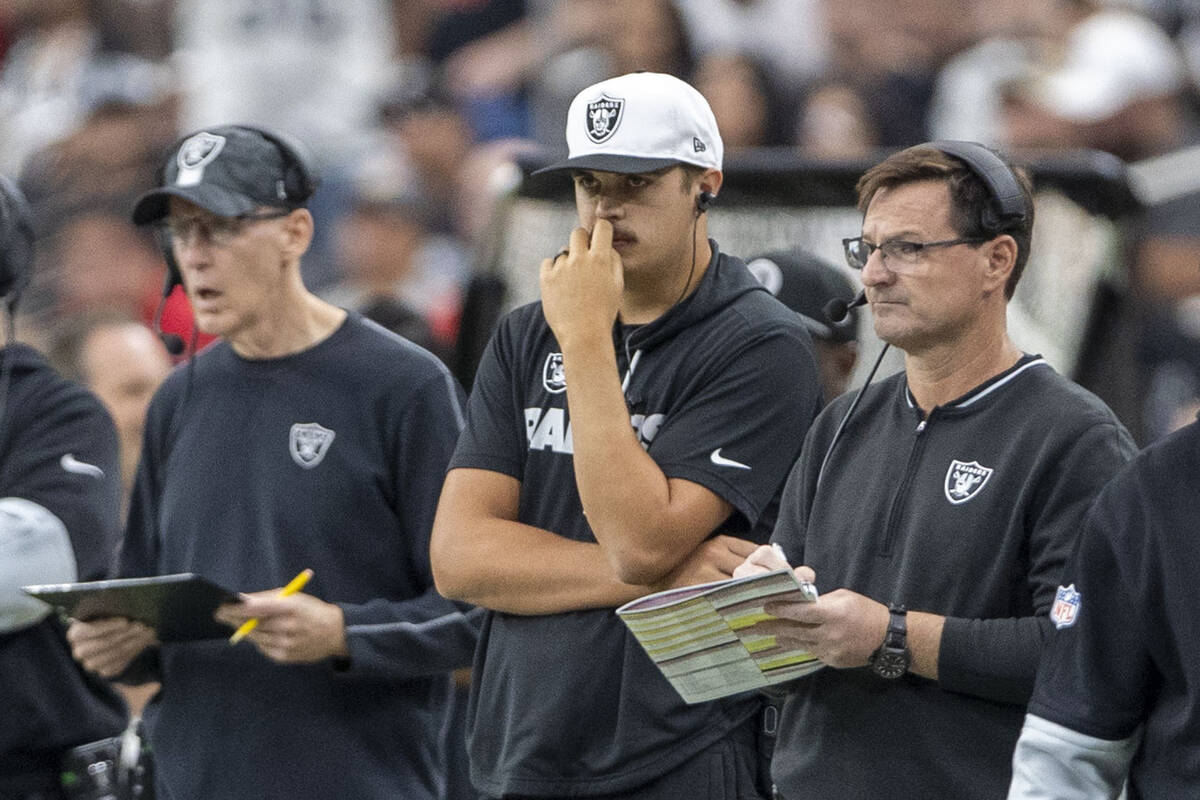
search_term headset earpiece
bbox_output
[696,190,716,214]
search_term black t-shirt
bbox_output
[451,246,823,796]
[119,314,476,800]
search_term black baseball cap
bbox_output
[131,125,311,225]
[746,248,859,343]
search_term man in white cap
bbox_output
[431,72,822,798]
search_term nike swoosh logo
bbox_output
[61,453,105,479]
[710,448,751,470]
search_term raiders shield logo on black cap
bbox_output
[175,132,226,188]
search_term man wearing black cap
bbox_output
[746,248,860,404]
[0,176,127,800]
[66,125,478,800]
[431,72,822,798]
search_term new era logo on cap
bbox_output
[538,72,723,175]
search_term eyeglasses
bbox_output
[842,236,986,271]
[163,209,291,248]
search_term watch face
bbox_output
[873,650,910,680]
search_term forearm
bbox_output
[335,591,480,679]
[907,610,944,680]
[937,615,1049,704]
[433,514,647,615]
[562,335,708,582]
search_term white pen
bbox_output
[771,542,789,565]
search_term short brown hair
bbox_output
[855,144,1035,298]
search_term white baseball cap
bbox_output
[537,71,723,175]
[1028,10,1185,123]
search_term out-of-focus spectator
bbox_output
[45,210,162,318]
[0,0,172,176]
[746,248,860,403]
[823,0,975,146]
[453,137,541,247]
[170,0,397,170]
[1004,1,1200,442]
[441,0,694,148]
[674,0,829,90]
[20,205,210,359]
[694,51,792,151]
[20,89,178,225]
[48,310,172,509]
[323,150,468,362]
[927,0,1049,144]
[1007,1,1189,161]
[794,78,879,160]
[379,83,477,236]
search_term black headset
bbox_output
[696,190,716,214]
[0,175,35,306]
[156,124,318,292]
[927,140,1029,234]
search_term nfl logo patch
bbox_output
[1050,583,1081,629]
[585,95,624,144]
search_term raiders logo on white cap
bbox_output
[586,95,624,144]
[537,71,723,176]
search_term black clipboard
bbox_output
[23,573,240,642]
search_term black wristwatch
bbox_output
[869,604,910,679]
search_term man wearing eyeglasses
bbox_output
[65,125,478,800]
[735,142,1136,799]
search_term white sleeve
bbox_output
[1008,713,1138,800]
[0,496,78,633]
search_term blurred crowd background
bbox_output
[4,0,1200,448]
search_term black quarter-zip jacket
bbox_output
[451,241,823,796]
[770,354,1136,800]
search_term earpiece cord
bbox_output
[670,213,700,310]
[814,342,891,495]
[0,298,18,436]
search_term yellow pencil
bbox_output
[228,568,314,644]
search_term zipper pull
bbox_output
[916,420,927,433]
